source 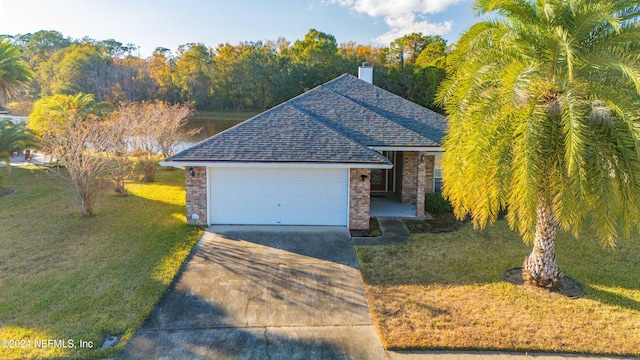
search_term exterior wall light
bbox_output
[189,167,195,177]
[360,174,368,181]
[420,154,425,163]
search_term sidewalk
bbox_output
[352,217,411,246]
[388,351,636,360]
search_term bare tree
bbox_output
[126,101,196,182]
[149,101,196,159]
[41,114,116,216]
[130,102,160,182]
[105,103,140,195]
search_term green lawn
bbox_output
[0,167,202,359]
[357,220,640,356]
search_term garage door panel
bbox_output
[279,195,344,208]
[210,167,348,226]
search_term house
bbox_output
[161,65,447,230]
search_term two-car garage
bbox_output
[208,167,350,226]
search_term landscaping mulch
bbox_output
[350,217,382,237]
[0,189,16,198]
[503,267,586,299]
[403,213,465,233]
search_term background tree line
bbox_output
[2,29,450,114]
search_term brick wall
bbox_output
[424,155,435,194]
[349,168,370,230]
[415,153,434,217]
[394,152,404,200]
[400,152,418,204]
[185,166,208,225]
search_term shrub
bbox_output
[139,155,161,182]
[425,192,453,214]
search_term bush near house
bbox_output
[424,192,453,214]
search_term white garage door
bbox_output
[209,167,349,226]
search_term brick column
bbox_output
[400,152,418,204]
[400,152,434,218]
[185,166,208,225]
[349,168,370,230]
[424,155,435,194]
[415,153,434,218]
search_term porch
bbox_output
[370,193,417,218]
[370,150,436,218]
[350,150,438,230]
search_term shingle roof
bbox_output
[167,74,447,164]
[167,105,390,164]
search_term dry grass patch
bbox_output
[0,166,202,359]
[357,221,640,356]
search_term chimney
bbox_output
[358,62,373,84]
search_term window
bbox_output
[434,154,443,193]
[434,169,443,193]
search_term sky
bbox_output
[0,0,480,57]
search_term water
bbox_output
[176,114,250,152]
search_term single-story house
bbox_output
[161,65,447,230]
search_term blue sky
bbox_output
[0,0,479,57]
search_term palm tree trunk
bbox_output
[522,199,562,289]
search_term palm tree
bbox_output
[0,119,38,186]
[0,37,33,103]
[437,0,640,288]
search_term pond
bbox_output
[176,112,254,152]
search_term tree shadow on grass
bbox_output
[583,285,640,313]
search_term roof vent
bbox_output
[358,62,373,84]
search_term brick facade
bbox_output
[349,168,370,230]
[185,166,208,225]
[400,152,418,204]
[183,160,434,227]
[424,155,435,194]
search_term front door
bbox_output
[371,151,395,192]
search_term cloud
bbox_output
[332,0,460,44]
[334,0,460,16]
[376,13,453,44]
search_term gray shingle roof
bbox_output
[167,104,390,164]
[167,74,447,164]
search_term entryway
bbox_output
[370,193,417,218]
[370,151,396,192]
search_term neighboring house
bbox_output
[162,65,447,230]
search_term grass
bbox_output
[0,166,202,359]
[356,220,640,356]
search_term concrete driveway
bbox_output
[117,226,387,360]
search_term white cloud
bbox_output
[376,13,453,44]
[331,0,459,44]
[334,0,460,16]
